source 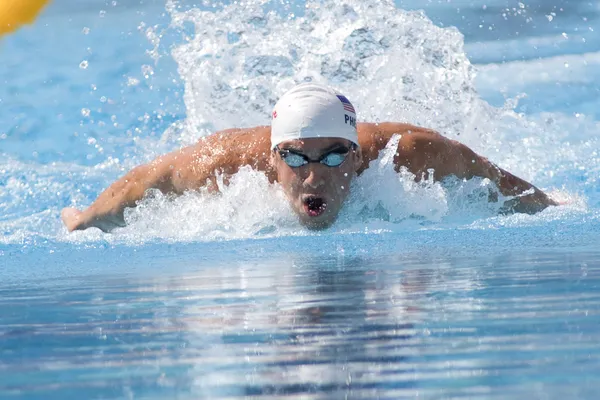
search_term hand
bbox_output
[61,207,86,232]
[499,191,558,215]
[61,207,125,233]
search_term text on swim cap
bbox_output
[345,114,356,128]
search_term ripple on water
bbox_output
[1,250,599,398]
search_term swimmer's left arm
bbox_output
[395,131,558,214]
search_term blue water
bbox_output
[1,0,600,398]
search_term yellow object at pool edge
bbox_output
[0,0,52,36]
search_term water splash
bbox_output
[168,0,490,141]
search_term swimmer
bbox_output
[61,83,558,232]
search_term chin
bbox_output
[296,212,338,230]
[302,219,334,230]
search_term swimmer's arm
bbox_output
[61,144,220,232]
[395,132,558,214]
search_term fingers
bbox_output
[61,207,85,232]
[61,207,126,233]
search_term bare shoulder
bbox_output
[358,122,442,150]
[157,125,273,192]
[396,128,450,154]
[356,122,445,173]
[201,125,272,169]
[195,126,271,153]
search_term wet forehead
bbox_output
[278,137,352,154]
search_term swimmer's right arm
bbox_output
[61,144,219,232]
[61,127,270,232]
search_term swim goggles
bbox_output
[275,145,354,168]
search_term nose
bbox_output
[303,164,326,189]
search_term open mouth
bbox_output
[303,196,327,217]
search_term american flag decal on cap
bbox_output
[337,95,356,114]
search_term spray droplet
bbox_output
[79,60,89,69]
[82,27,90,35]
[141,66,154,79]
[81,108,91,117]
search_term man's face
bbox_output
[271,137,361,229]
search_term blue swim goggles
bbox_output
[276,145,355,168]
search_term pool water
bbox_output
[1,0,600,398]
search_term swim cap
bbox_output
[270,83,358,149]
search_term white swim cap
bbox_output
[270,83,358,149]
